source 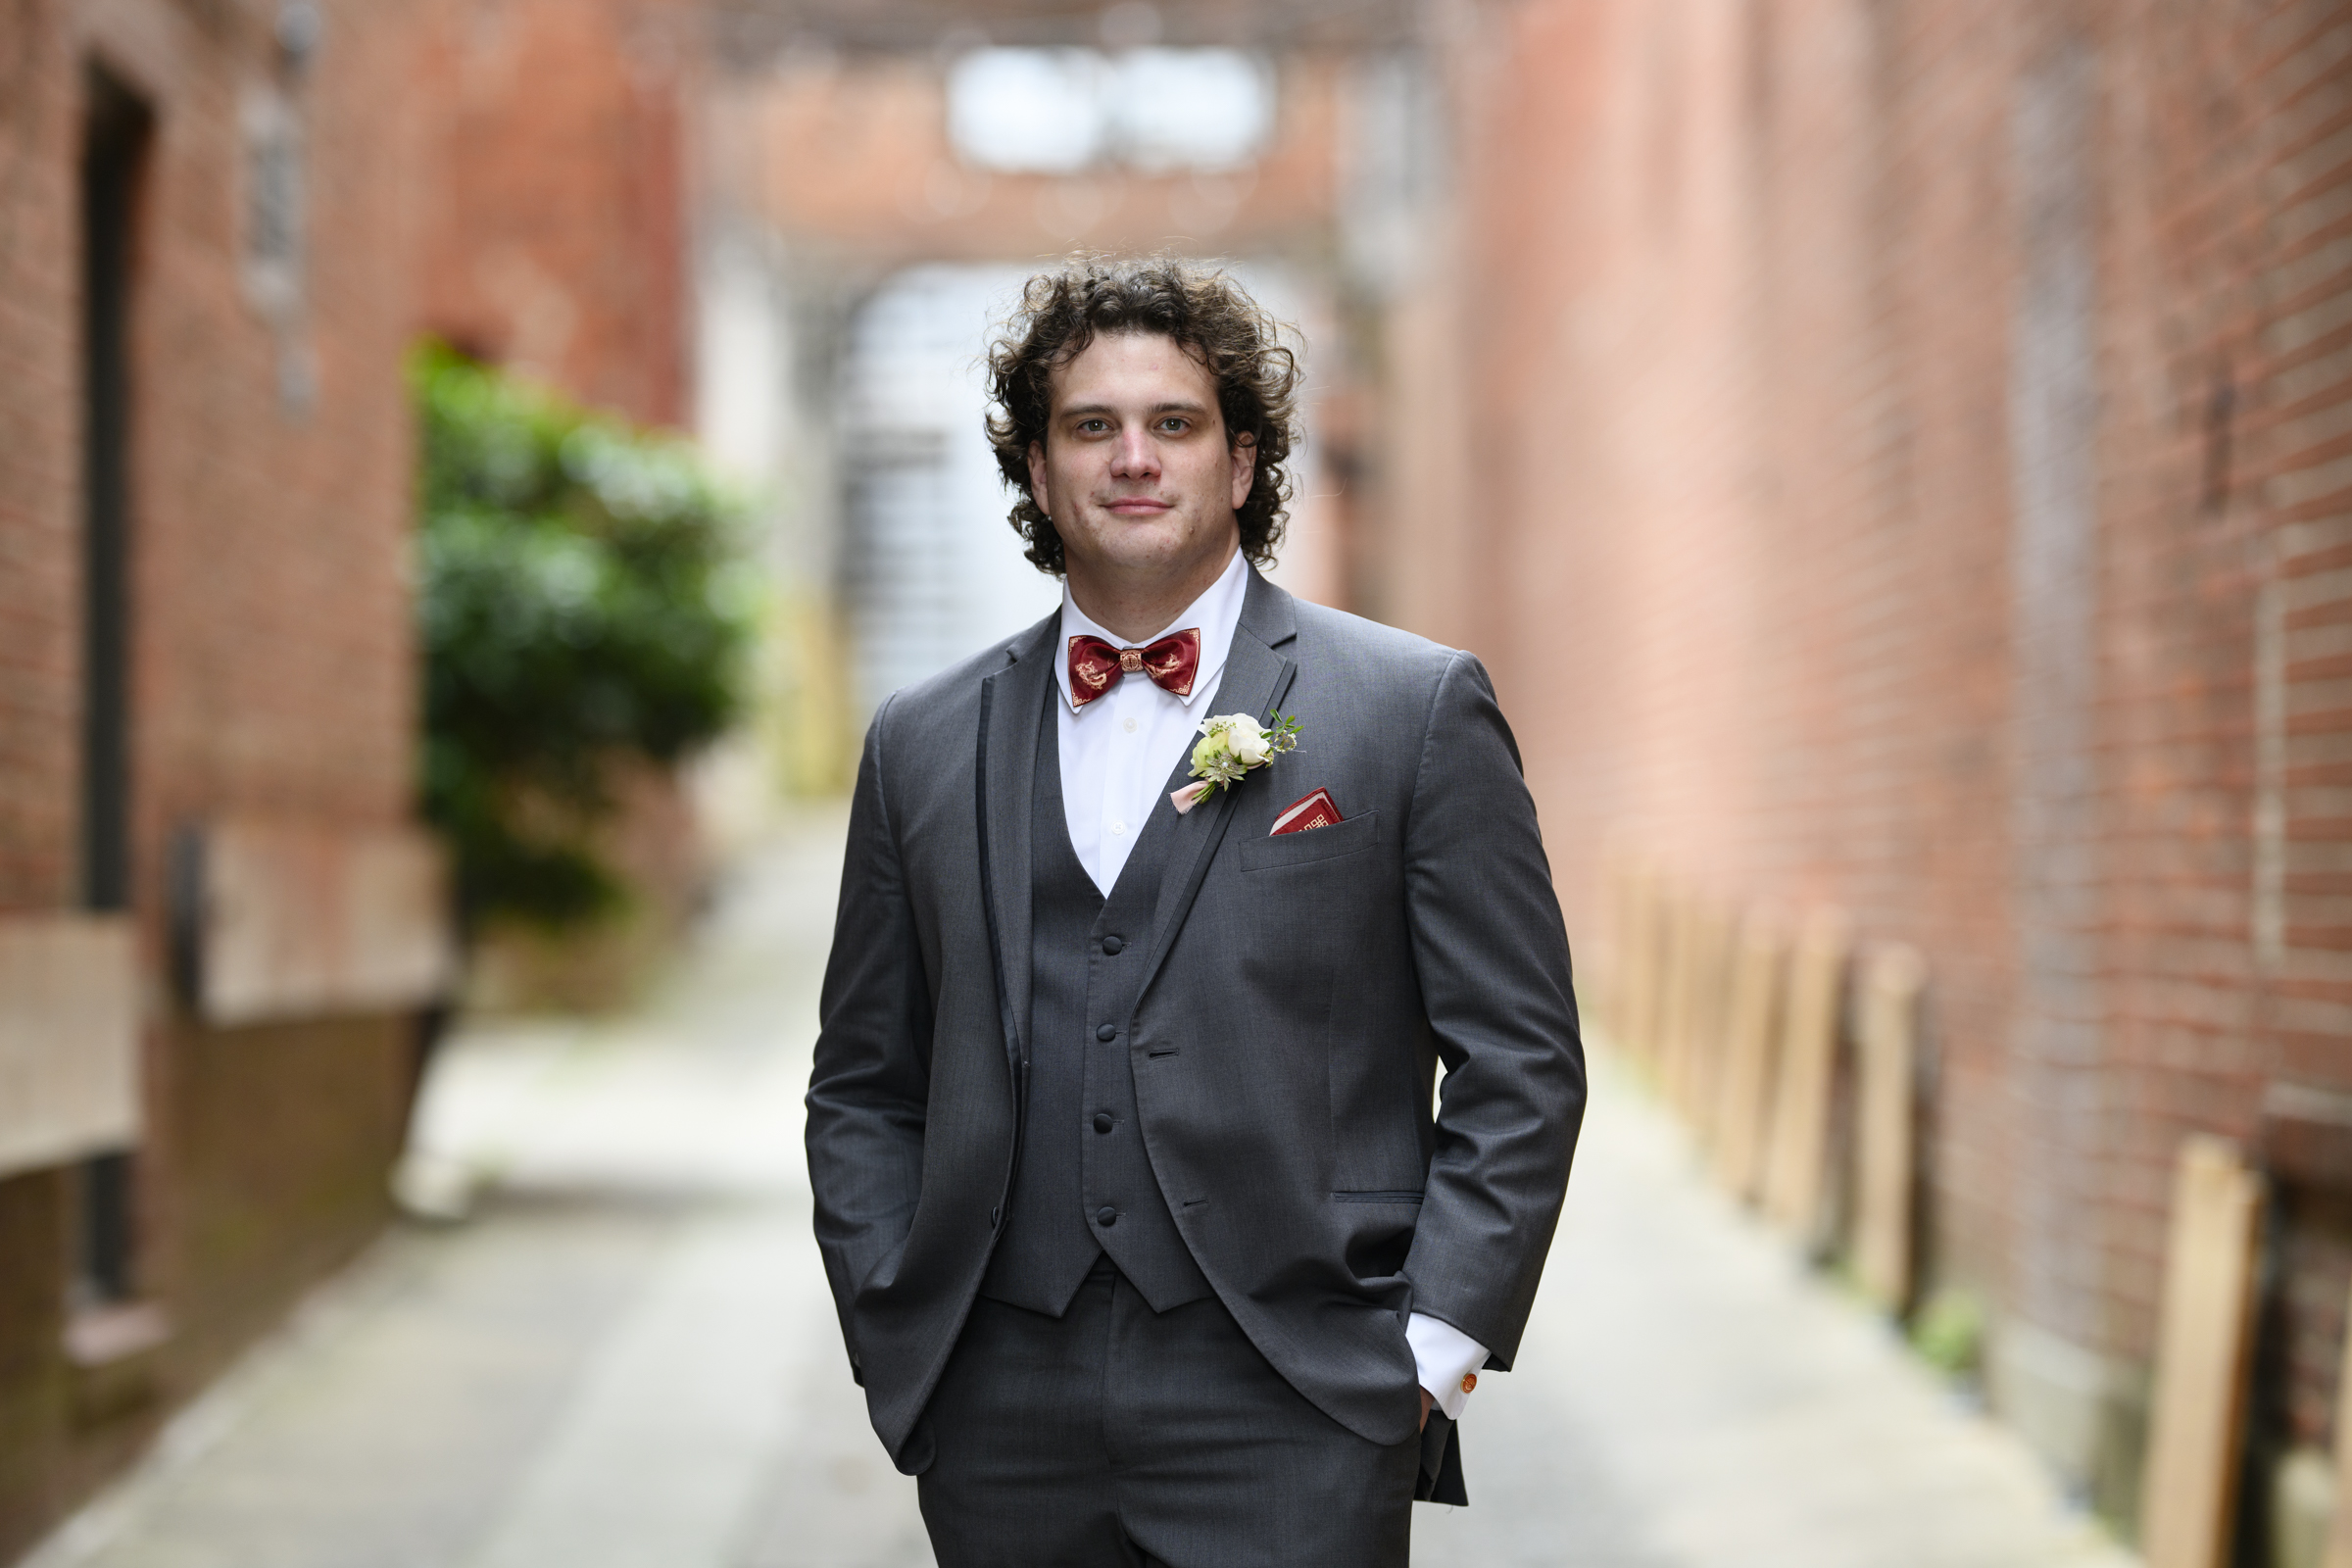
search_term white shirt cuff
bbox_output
[1406,1311,1489,1421]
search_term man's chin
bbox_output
[1062,514,1242,590]
[1101,514,1186,545]
[1073,525,1190,569]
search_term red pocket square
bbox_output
[1270,788,1343,836]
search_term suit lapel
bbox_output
[1135,571,1299,1001]
[977,612,1057,1070]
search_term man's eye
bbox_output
[1079,418,1109,434]
[1158,418,1188,433]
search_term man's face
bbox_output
[1027,330,1254,592]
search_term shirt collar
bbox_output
[1055,549,1250,714]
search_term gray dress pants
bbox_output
[915,1260,1421,1567]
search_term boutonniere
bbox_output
[1170,711,1301,814]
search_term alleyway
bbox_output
[23,815,2132,1568]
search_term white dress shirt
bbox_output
[1053,551,1491,1419]
[1054,550,1250,895]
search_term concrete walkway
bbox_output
[19,812,2132,1568]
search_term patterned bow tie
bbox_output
[1067,628,1201,709]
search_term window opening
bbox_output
[76,67,152,1308]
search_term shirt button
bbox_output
[1096,1206,1119,1227]
[1123,716,1138,733]
[1101,935,1124,956]
[1094,1112,1115,1134]
[1109,821,1127,836]
[1096,1023,1117,1042]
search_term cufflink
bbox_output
[1459,1373,1477,1394]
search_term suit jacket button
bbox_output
[1095,1206,1118,1227]
[1094,1112,1114,1134]
[989,1205,1001,1229]
[1101,935,1124,955]
[1096,1023,1117,1042]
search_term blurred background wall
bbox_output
[4,0,2352,1560]
[0,0,442,1550]
[1373,0,2352,1539]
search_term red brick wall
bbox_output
[0,0,425,1554]
[0,0,86,913]
[408,0,693,428]
[2224,0,2352,1457]
[705,50,1345,268]
[1369,0,2352,1514]
[0,0,418,900]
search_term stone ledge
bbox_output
[0,915,141,1182]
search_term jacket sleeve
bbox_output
[805,694,935,1383]
[1398,652,1587,1367]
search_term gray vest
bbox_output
[977,698,1213,1316]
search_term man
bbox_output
[807,257,1584,1566]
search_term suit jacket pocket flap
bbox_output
[1239,808,1379,871]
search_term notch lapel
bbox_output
[1135,572,1299,1002]
[976,612,1057,1071]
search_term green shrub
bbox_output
[413,344,757,930]
[1909,1286,1988,1379]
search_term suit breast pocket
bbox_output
[1237,809,1381,872]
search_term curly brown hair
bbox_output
[984,256,1301,576]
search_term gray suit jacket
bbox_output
[806,569,1585,1474]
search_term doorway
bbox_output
[74,67,151,1308]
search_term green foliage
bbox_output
[413,344,757,930]
[1909,1286,1988,1379]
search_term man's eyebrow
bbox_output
[1057,399,1212,418]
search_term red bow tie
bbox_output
[1067,628,1201,709]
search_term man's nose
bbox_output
[1109,426,1160,479]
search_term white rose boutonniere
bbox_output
[1169,711,1301,814]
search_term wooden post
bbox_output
[1611,856,1653,1060]
[2139,1136,2265,1568]
[1852,944,1925,1312]
[1686,901,1740,1137]
[1760,907,1851,1243]
[1594,844,1631,1046]
[1664,898,1704,1123]
[1624,863,1665,1067]
[2321,1273,2352,1568]
[1637,864,1674,1071]
[1710,908,1786,1201]
[1655,884,1696,1101]
[1663,896,1730,1130]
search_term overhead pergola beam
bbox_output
[704,0,1423,60]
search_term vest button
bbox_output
[1101,935,1124,956]
[1096,1023,1117,1042]
[1094,1112,1114,1134]
[1096,1206,1119,1227]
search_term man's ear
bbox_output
[1229,432,1257,513]
[1028,439,1052,520]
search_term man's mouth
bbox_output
[1103,496,1174,515]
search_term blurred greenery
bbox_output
[1909,1286,1988,1380]
[413,343,758,930]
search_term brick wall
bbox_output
[704,49,1345,268]
[0,0,426,1554]
[0,0,85,914]
[408,0,694,429]
[1366,0,2352,1528]
[2225,0,2352,1467]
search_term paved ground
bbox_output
[19,811,2133,1568]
